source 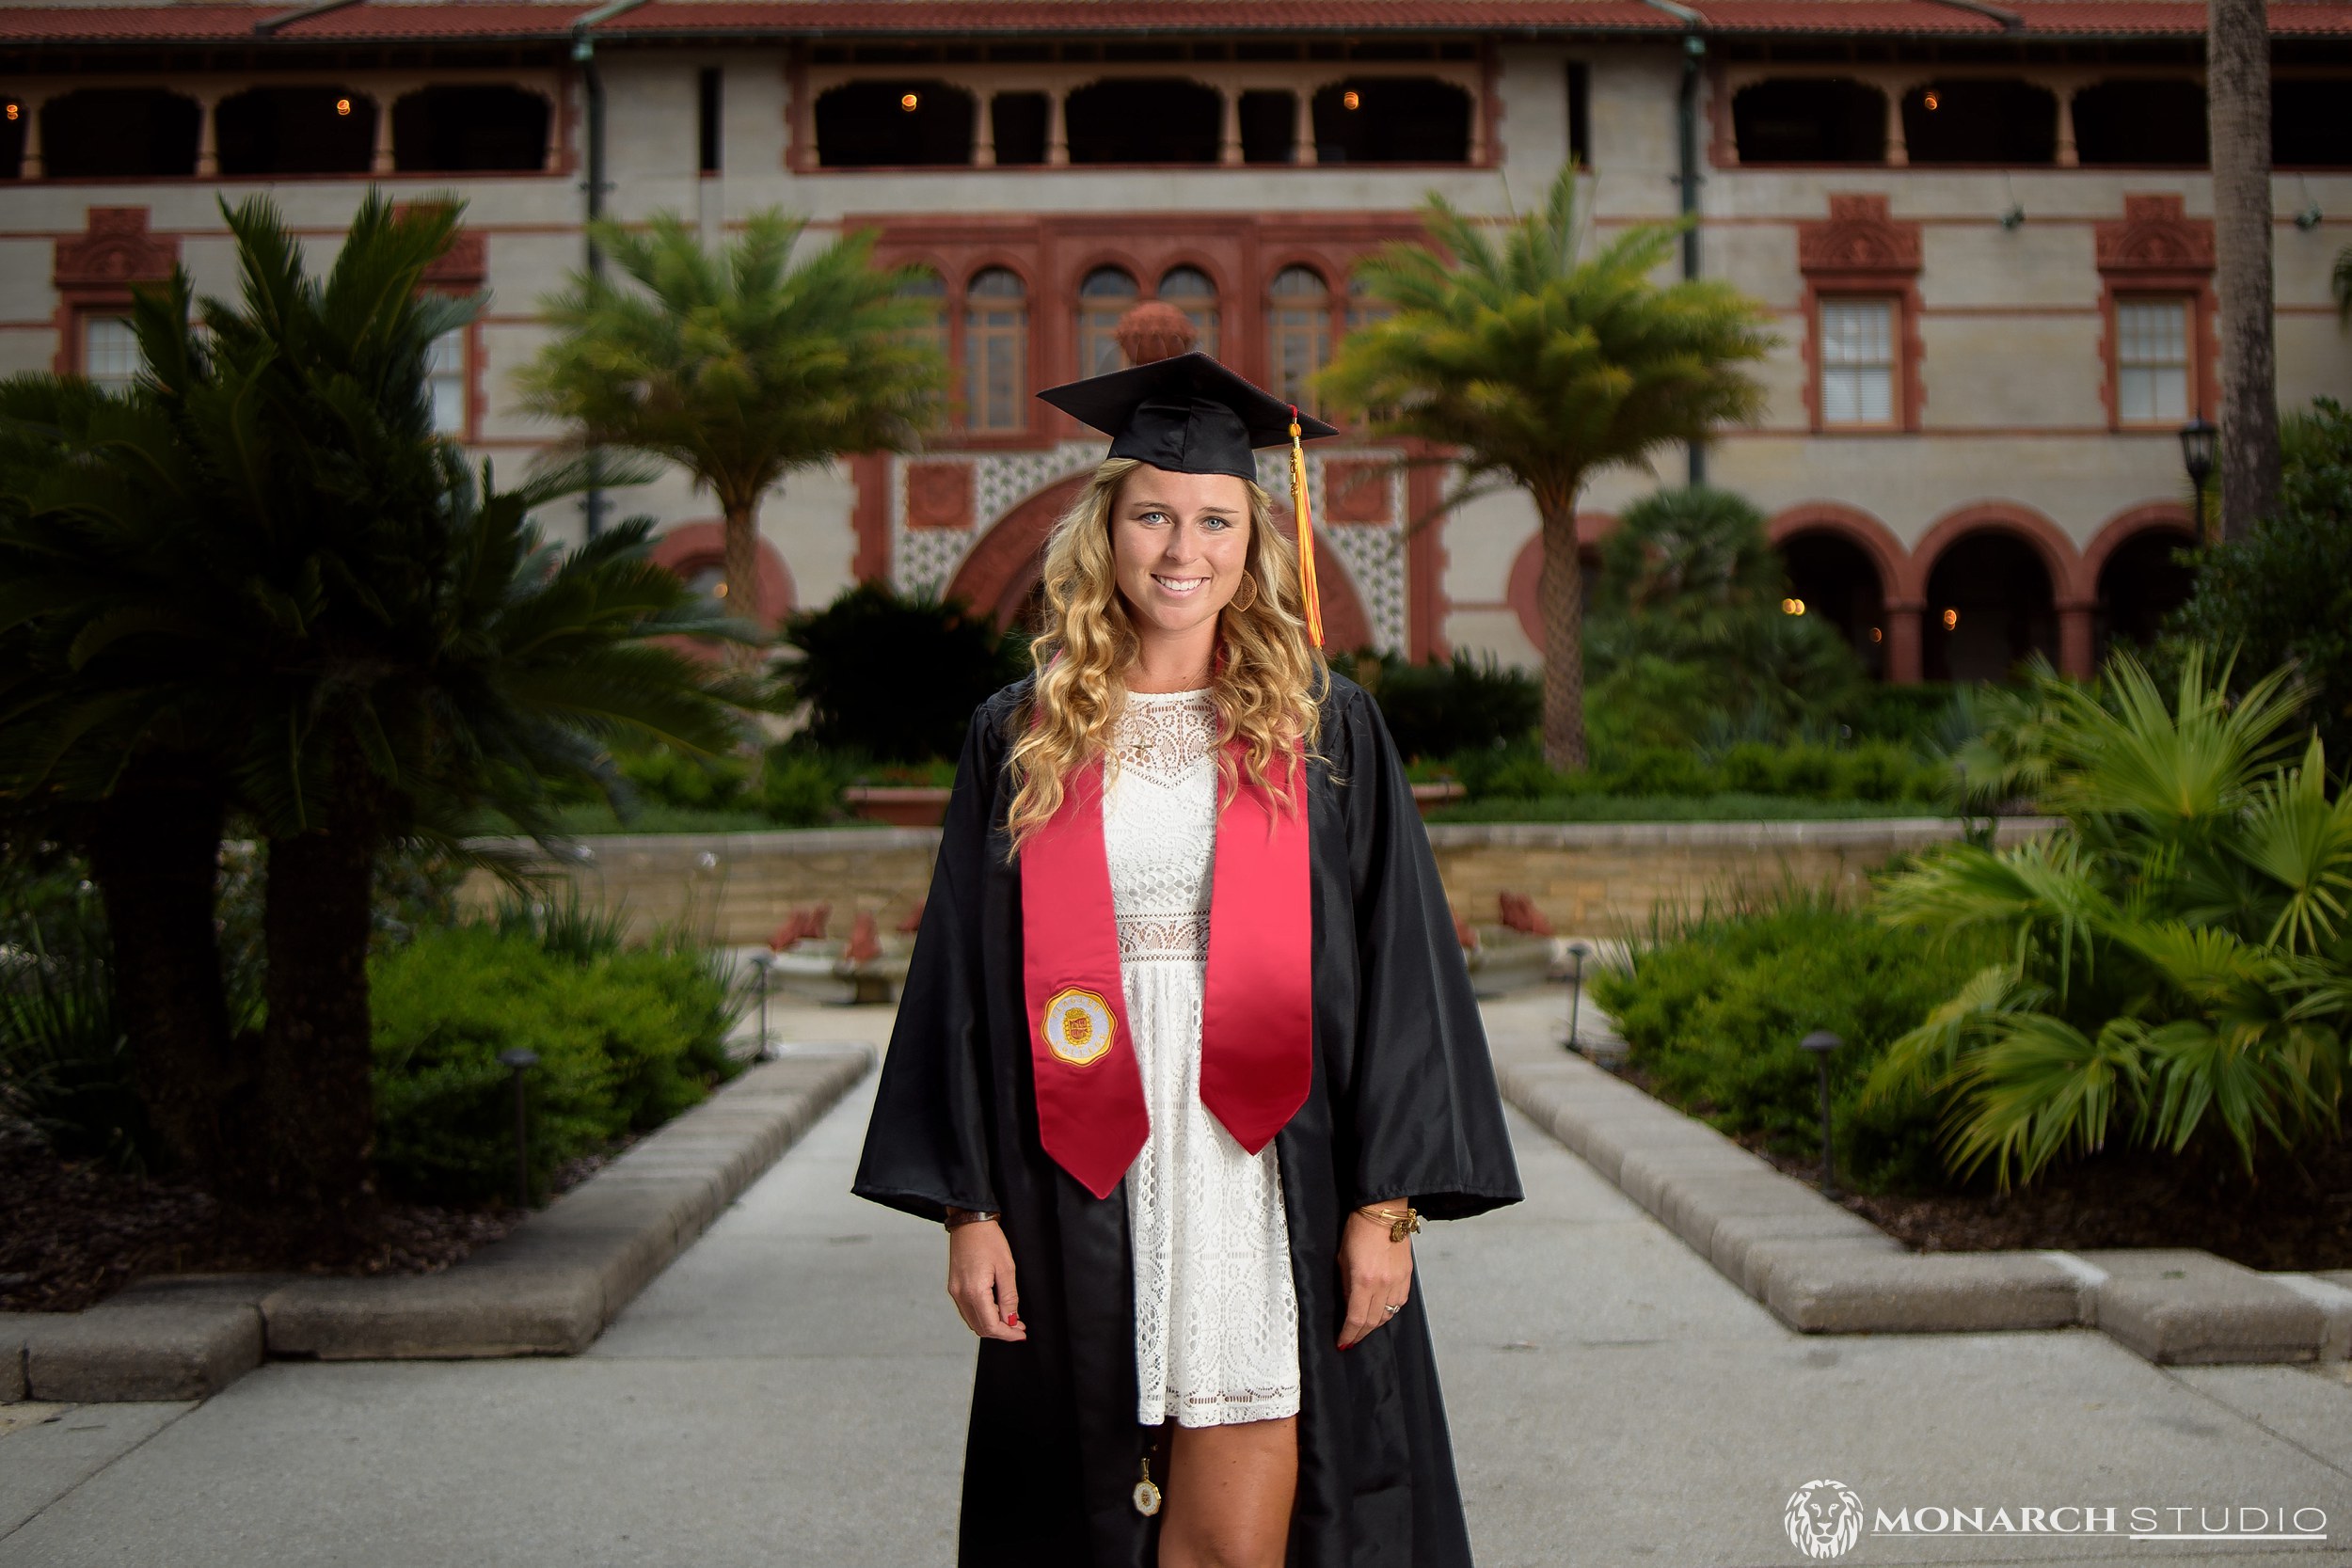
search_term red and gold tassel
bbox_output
[1287,404,1323,649]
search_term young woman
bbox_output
[853,352,1521,1568]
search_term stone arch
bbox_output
[650,520,797,629]
[946,471,1376,651]
[1904,501,2085,604]
[2085,501,2200,661]
[1913,503,2078,681]
[1772,503,1907,680]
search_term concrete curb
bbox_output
[1498,1048,2347,1365]
[7,1046,871,1401]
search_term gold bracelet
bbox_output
[1356,1203,1422,1243]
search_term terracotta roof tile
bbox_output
[1,0,2347,44]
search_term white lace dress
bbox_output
[1104,686,1303,1430]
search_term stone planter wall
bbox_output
[459,816,2054,945]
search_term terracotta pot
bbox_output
[842,784,952,827]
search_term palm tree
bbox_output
[2208,0,2282,538]
[1867,649,2351,1189]
[519,210,950,631]
[0,194,761,1244]
[1316,162,1775,770]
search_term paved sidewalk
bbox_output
[5,992,2350,1566]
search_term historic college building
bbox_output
[4,0,2349,681]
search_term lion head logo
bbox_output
[1784,1480,1865,1560]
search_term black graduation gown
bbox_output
[851,670,1524,1568]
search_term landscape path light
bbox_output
[1799,1031,1841,1199]
[498,1048,540,1210]
[1565,940,1592,1053]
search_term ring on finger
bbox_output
[1383,1303,1401,1315]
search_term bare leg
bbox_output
[1156,1415,1298,1568]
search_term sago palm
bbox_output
[1866,648,2352,1189]
[1315,162,1776,769]
[0,193,762,1242]
[519,210,950,628]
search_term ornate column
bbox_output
[1882,76,1915,167]
[1292,87,1317,166]
[194,88,220,178]
[2058,601,2096,679]
[1883,599,1925,684]
[370,88,398,174]
[2054,82,2080,169]
[1045,87,1068,166]
[1217,86,1242,166]
[973,90,994,166]
[18,91,45,179]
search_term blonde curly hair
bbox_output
[1004,457,1327,857]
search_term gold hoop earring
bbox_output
[1230,575,1260,612]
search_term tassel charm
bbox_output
[1287,404,1324,649]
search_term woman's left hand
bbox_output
[1336,1206,1415,1351]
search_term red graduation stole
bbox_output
[1020,739,1313,1200]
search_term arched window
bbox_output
[965,267,1027,433]
[392,86,549,172]
[1157,266,1219,358]
[898,267,948,358]
[1077,266,1139,376]
[1267,267,1332,413]
[1343,271,1392,334]
[41,88,200,179]
[216,87,374,176]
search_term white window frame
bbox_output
[2114,296,2191,425]
[1816,296,1898,428]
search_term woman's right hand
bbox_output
[946,1216,1025,1341]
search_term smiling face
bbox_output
[1108,464,1255,649]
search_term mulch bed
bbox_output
[0,1117,631,1315]
[1609,1061,2352,1274]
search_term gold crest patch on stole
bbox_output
[1041,987,1115,1067]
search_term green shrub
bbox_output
[369,922,744,1203]
[774,584,1025,762]
[1333,649,1540,761]
[2165,397,2352,762]
[0,875,151,1171]
[757,747,845,826]
[1592,890,1998,1194]
[614,744,749,812]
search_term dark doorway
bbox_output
[1733,78,1886,164]
[1239,89,1295,164]
[216,87,375,176]
[814,79,974,166]
[990,91,1048,165]
[41,88,200,179]
[1779,531,1888,679]
[1311,77,1472,163]
[1925,532,2058,682]
[1902,80,2057,165]
[2073,80,2207,166]
[2096,529,2198,658]
[392,86,548,172]
[2275,79,2352,167]
[1065,78,1220,164]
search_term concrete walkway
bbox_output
[5,992,2351,1566]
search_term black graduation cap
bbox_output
[1036,351,1341,482]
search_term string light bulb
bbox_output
[3,102,18,122]
[1781,597,1806,615]
[1922,89,1940,111]
[1941,608,1959,630]
[335,97,352,116]
[1867,626,1883,643]
[899,91,919,112]
[1342,88,1361,110]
